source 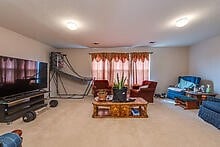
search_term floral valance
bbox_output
[90,52,150,62]
[90,53,129,62]
[131,52,149,62]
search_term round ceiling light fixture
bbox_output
[175,17,189,27]
[66,20,78,30]
[149,41,156,44]
[93,42,100,45]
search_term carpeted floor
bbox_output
[0,97,220,147]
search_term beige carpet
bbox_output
[0,97,220,147]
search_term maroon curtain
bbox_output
[90,52,150,87]
[91,53,129,85]
[131,52,150,85]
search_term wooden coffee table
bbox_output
[92,97,148,118]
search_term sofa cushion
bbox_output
[139,85,149,89]
[167,87,184,92]
[207,96,220,102]
[0,133,22,147]
[178,78,195,89]
[176,95,197,102]
[198,106,220,129]
[178,76,201,85]
[202,101,220,113]
[167,88,185,99]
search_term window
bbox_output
[91,52,150,86]
[112,58,129,85]
[92,59,109,80]
[131,58,149,85]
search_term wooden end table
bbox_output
[92,97,148,118]
[185,91,217,105]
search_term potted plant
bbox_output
[112,73,127,102]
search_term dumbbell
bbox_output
[49,100,58,107]
[23,111,36,122]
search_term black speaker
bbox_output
[49,100,58,107]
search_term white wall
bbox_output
[0,26,54,62]
[2,22,218,96]
[0,26,190,96]
[0,26,55,94]
[57,46,189,95]
[189,35,220,94]
[150,47,189,93]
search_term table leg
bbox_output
[92,105,98,118]
[139,105,148,118]
[196,95,202,105]
[143,105,148,118]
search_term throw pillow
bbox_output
[139,85,149,89]
[178,79,195,89]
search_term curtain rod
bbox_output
[89,52,153,54]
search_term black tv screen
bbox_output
[0,56,48,97]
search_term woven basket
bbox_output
[98,91,107,101]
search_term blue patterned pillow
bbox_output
[178,78,195,89]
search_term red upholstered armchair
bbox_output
[92,80,112,97]
[130,80,158,103]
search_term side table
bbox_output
[185,91,217,105]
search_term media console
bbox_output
[0,90,48,123]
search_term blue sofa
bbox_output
[0,133,22,147]
[198,96,220,129]
[167,76,201,100]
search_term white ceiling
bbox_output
[0,0,220,48]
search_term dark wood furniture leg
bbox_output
[175,98,198,109]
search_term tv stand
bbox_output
[0,90,48,123]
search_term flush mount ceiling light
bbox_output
[66,20,78,30]
[93,42,100,45]
[175,17,189,27]
[149,41,156,44]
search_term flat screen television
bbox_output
[0,55,48,98]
